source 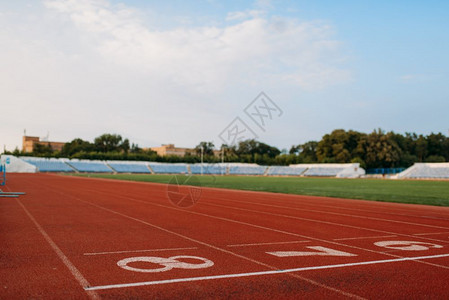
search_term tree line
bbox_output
[289,129,449,168]
[7,130,449,168]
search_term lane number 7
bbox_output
[267,246,357,257]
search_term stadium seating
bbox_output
[397,163,449,179]
[21,157,74,172]
[107,162,151,173]
[266,166,307,176]
[303,167,345,177]
[190,164,226,175]
[149,163,188,174]
[65,160,113,173]
[288,163,365,178]
[228,164,268,175]
[9,156,367,177]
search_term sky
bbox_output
[1,0,448,152]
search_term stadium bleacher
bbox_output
[107,161,151,173]
[228,164,268,175]
[266,166,307,176]
[149,163,188,174]
[303,167,345,177]
[5,156,369,178]
[396,163,449,179]
[21,157,74,172]
[65,160,113,173]
[190,164,226,175]
[288,163,365,178]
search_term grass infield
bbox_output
[67,173,449,207]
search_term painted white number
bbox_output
[267,246,356,258]
[374,241,443,251]
[117,255,214,273]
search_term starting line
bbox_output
[85,253,449,291]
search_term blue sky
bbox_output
[1,0,448,151]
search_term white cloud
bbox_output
[226,10,263,21]
[254,0,274,11]
[44,0,349,92]
[1,0,350,151]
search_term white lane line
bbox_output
[84,247,198,256]
[207,196,449,230]
[333,235,397,241]
[81,184,449,271]
[227,240,310,247]
[35,182,365,300]
[204,201,449,246]
[15,199,100,300]
[413,232,449,236]
[85,253,449,291]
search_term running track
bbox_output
[2,173,449,299]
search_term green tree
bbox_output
[427,133,448,159]
[120,138,130,153]
[195,141,215,156]
[236,139,280,159]
[363,129,401,168]
[425,155,446,162]
[290,141,318,162]
[62,138,94,156]
[94,134,125,153]
[316,129,364,163]
[130,143,142,153]
[33,143,53,155]
[415,135,428,162]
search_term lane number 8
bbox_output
[117,255,214,273]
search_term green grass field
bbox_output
[66,173,449,207]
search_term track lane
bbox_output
[48,173,449,224]
[43,173,449,220]
[56,174,449,250]
[10,174,366,299]
[4,174,449,299]
[202,193,449,229]
[0,184,93,299]
[36,174,449,267]
[31,175,449,270]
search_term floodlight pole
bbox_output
[221,147,224,176]
[201,146,204,176]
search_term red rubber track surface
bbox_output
[1,173,449,299]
